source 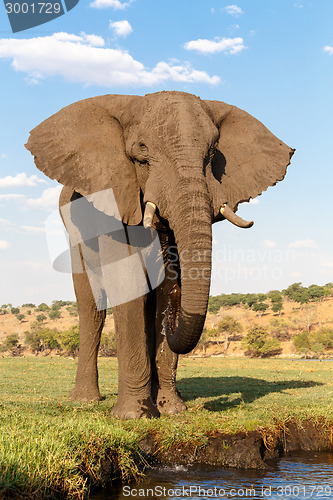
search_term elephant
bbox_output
[25,91,294,418]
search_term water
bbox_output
[91,451,333,499]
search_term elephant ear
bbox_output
[204,100,294,219]
[25,97,142,225]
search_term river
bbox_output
[91,451,333,499]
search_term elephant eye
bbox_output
[139,142,148,152]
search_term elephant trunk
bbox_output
[165,179,212,355]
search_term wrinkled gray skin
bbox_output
[26,91,293,418]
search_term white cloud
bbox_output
[0,240,11,250]
[25,186,62,211]
[262,240,276,248]
[1,154,7,159]
[0,194,26,202]
[0,218,11,226]
[0,32,220,87]
[0,186,62,211]
[184,37,246,55]
[0,172,48,188]
[109,20,133,37]
[225,5,244,16]
[90,0,133,8]
[21,225,45,234]
[323,46,333,56]
[288,239,319,249]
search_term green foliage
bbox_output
[48,310,61,320]
[312,328,333,349]
[25,327,61,352]
[252,302,269,317]
[217,315,243,339]
[242,325,281,357]
[0,309,8,315]
[36,314,47,323]
[60,325,80,355]
[307,284,325,302]
[244,294,258,308]
[293,331,311,355]
[66,303,78,316]
[22,303,36,308]
[269,318,292,340]
[99,331,117,356]
[10,307,20,315]
[36,302,50,312]
[27,310,31,315]
[0,333,20,352]
[283,282,310,305]
[208,296,223,313]
[16,314,25,322]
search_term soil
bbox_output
[137,420,333,470]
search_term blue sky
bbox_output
[0,0,332,306]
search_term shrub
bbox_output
[10,307,20,315]
[269,318,292,340]
[242,325,281,357]
[217,315,243,340]
[22,303,36,308]
[48,310,61,320]
[36,303,50,312]
[36,314,47,323]
[293,331,311,355]
[25,327,61,352]
[16,314,25,322]
[99,331,117,356]
[0,333,20,352]
[60,325,79,355]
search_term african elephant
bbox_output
[26,91,293,418]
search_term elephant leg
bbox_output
[68,244,106,402]
[111,295,160,419]
[155,258,187,415]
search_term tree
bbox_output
[252,302,269,317]
[283,283,310,305]
[242,325,281,357]
[37,303,50,312]
[307,284,325,302]
[16,314,25,322]
[60,325,80,355]
[36,314,47,323]
[25,327,61,353]
[0,333,19,352]
[22,303,36,308]
[48,310,61,320]
[10,307,20,315]
[293,331,311,356]
[217,315,243,352]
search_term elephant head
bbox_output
[25,91,293,355]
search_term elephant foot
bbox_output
[68,386,102,402]
[157,388,187,415]
[111,396,160,419]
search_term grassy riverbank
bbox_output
[0,357,332,498]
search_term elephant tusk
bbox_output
[220,204,254,229]
[143,202,156,228]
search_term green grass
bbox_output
[0,356,332,498]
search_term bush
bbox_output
[36,303,50,312]
[242,325,281,357]
[0,333,20,352]
[25,327,61,353]
[293,331,311,355]
[48,310,61,320]
[60,325,80,355]
[217,315,243,340]
[99,331,117,356]
[22,303,36,308]
[36,314,47,323]
[10,307,20,315]
[16,314,25,322]
[269,318,292,340]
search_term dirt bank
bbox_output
[138,420,333,470]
